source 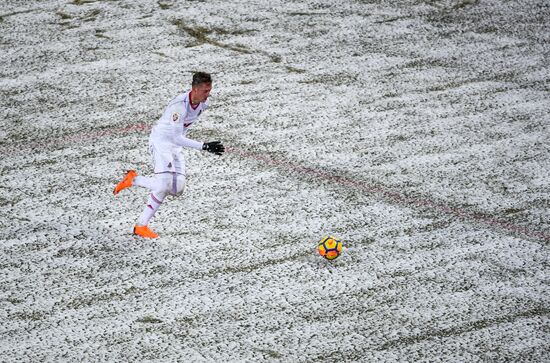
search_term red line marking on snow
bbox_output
[56,123,151,147]
[4,122,549,242]
[227,146,550,243]
[1,123,151,154]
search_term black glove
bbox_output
[202,141,225,155]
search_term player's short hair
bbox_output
[192,72,212,86]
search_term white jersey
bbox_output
[150,90,208,150]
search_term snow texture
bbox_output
[1,0,549,361]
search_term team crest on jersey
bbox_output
[172,112,179,122]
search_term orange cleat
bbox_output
[133,225,159,239]
[114,170,137,195]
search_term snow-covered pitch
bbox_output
[1,0,549,361]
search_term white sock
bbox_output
[137,193,165,226]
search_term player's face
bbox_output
[193,82,212,102]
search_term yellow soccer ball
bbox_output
[317,236,343,261]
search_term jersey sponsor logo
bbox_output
[172,112,179,122]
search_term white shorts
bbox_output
[149,142,186,175]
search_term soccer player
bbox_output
[114,72,224,238]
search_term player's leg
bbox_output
[133,173,171,238]
[113,143,173,195]
[114,170,171,195]
[171,151,186,197]
[132,144,176,238]
[132,174,167,191]
[137,190,166,226]
[113,170,137,195]
[134,180,169,238]
[134,153,185,238]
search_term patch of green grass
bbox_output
[382,91,399,98]
[151,50,172,59]
[287,12,324,16]
[137,316,164,324]
[11,310,46,321]
[6,297,23,304]
[503,207,525,215]
[202,250,310,278]
[56,12,72,20]
[95,29,111,39]
[379,305,549,351]
[426,79,475,92]
[270,54,282,63]
[72,0,99,5]
[83,9,101,22]
[0,9,34,21]
[374,15,410,24]
[298,72,358,85]
[157,0,173,10]
[453,0,479,11]
[401,57,449,69]
[171,19,254,54]
[255,348,282,358]
[65,287,141,309]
